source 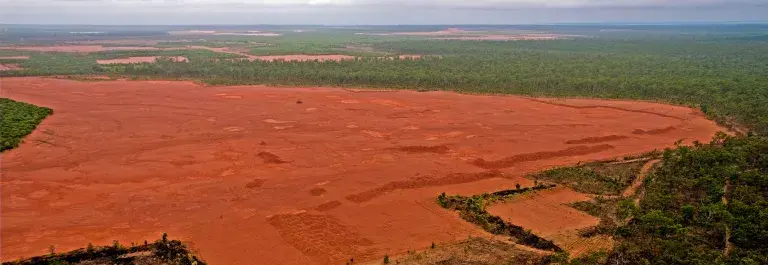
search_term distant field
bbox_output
[2,25,766,135]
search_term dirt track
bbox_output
[0,64,23,71]
[0,77,722,264]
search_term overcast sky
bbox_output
[1,0,767,25]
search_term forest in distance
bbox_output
[2,25,767,135]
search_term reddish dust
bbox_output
[1,77,722,264]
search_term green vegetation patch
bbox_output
[4,234,205,265]
[382,237,549,265]
[569,197,637,238]
[92,49,244,60]
[610,133,768,265]
[531,160,648,196]
[0,98,53,152]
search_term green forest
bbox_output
[609,133,768,265]
[0,98,53,152]
[3,32,766,134]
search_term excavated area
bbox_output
[0,77,722,264]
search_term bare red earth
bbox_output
[1,77,722,264]
[0,45,169,53]
[0,56,30,60]
[0,64,23,71]
[201,47,361,62]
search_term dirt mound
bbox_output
[565,135,629,144]
[524,97,684,120]
[471,145,615,170]
[309,187,327,196]
[346,171,504,203]
[315,201,342,211]
[258,151,287,164]
[0,77,722,265]
[392,145,450,154]
[633,126,677,135]
[245,179,265,189]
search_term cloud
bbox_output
[3,0,766,8]
[1,0,766,24]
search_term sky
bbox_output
[1,0,767,25]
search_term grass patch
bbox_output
[530,160,648,196]
[4,234,205,265]
[569,197,638,238]
[382,237,549,265]
[0,98,53,152]
[92,49,244,61]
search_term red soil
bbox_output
[96,56,188,65]
[0,45,172,53]
[487,187,605,256]
[357,28,472,36]
[0,45,210,53]
[489,187,598,237]
[66,40,164,46]
[0,45,395,63]
[623,159,660,198]
[0,56,30,60]
[0,64,23,71]
[565,135,629,145]
[1,77,722,264]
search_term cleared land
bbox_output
[487,187,607,257]
[1,77,721,265]
[0,45,168,53]
[96,56,188,64]
[0,64,23,71]
[0,56,30,60]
